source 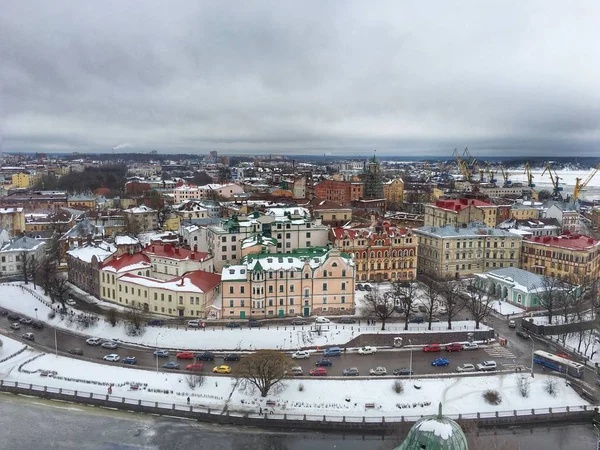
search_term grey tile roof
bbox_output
[480,267,545,293]
[415,224,519,238]
[1,236,45,252]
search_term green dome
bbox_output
[395,404,468,450]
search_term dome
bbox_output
[395,404,468,450]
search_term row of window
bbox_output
[360,261,413,270]
[226,296,348,308]
[228,282,348,295]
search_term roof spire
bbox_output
[438,402,443,418]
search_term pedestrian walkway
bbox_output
[484,346,516,359]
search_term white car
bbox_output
[86,337,102,346]
[457,363,476,373]
[369,366,387,376]
[358,346,377,355]
[463,342,479,350]
[101,341,118,349]
[315,316,331,324]
[291,350,310,359]
[66,299,76,306]
[187,320,205,328]
[103,354,120,362]
[476,361,497,371]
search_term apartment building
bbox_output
[414,224,522,279]
[0,207,25,236]
[424,199,498,228]
[173,183,244,203]
[66,242,116,298]
[521,234,600,281]
[123,205,158,232]
[383,178,404,205]
[510,202,541,220]
[143,243,213,279]
[220,247,355,319]
[330,222,417,282]
[306,198,352,226]
[198,212,329,271]
[0,236,46,275]
[544,202,580,234]
[313,180,363,206]
[67,195,97,210]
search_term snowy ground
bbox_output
[0,336,588,419]
[489,300,525,316]
[0,284,489,351]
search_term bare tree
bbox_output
[49,276,70,310]
[421,276,441,331]
[387,278,418,330]
[36,257,57,296]
[236,350,292,397]
[123,214,143,238]
[125,304,146,336]
[20,252,35,285]
[363,286,395,330]
[463,279,494,329]
[438,278,466,330]
[539,276,563,324]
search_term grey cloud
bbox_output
[1,0,600,155]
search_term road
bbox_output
[1,310,540,379]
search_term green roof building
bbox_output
[395,404,468,450]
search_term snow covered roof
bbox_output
[124,205,155,214]
[1,236,45,253]
[144,243,210,262]
[415,224,519,239]
[67,242,116,263]
[119,270,221,294]
[101,253,152,273]
[115,236,139,246]
[240,234,278,250]
[476,267,547,294]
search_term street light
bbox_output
[531,340,535,378]
[408,339,413,381]
[155,332,163,373]
[34,308,38,320]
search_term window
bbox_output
[168,295,172,302]
[231,236,236,242]
[222,236,227,242]
[322,282,328,291]
[222,246,227,252]
[341,270,346,277]
[179,296,183,305]
[290,298,294,305]
[341,282,346,290]
[229,300,234,307]
[240,286,245,294]
[322,297,327,304]
[306,232,311,238]
[240,300,245,307]
[269,286,273,293]
[341,296,346,304]
[279,285,284,293]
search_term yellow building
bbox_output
[383,178,404,206]
[163,215,181,232]
[424,199,498,228]
[221,247,355,319]
[510,204,540,221]
[521,234,600,281]
[11,172,30,189]
[414,224,522,279]
[330,222,417,282]
[67,195,97,210]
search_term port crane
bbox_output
[486,165,498,185]
[500,166,511,186]
[541,163,564,200]
[523,162,535,188]
[452,147,479,182]
[573,163,600,202]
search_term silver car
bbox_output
[101,341,118,349]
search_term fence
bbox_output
[521,317,599,336]
[0,379,596,432]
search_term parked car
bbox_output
[248,320,262,328]
[315,358,333,367]
[309,367,327,376]
[323,346,342,357]
[226,322,241,328]
[342,367,360,376]
[66,299,76,306]
[358,346,377,355]
[393,367,413,376]
[195,351,215,361]
[176,351,195,360]
[68,348,83,355]
[31,321,44,330]
[85,337,102,346]
[430,317,441,323]
[185,362,204,372]
[122,356,137,365]
[7,313,20,321]
[0,310,8,316]
[423,344,441,352]
[437,306,448,315]
[446,343,463,352]
[101,341,118,350]
[516,330,530,339]
[409,316,425,324]
[287,366,304,376]
[431,358,450,367]
[187,320,205,328]
[315,316,331,324]
[462,342,479,350]
[363,283,373,291]
[291,317,308,325]
[369,366,387,376]
[163,361,180,370]
[224,353,241,361]
[147,319,165,326]
[476,361,497,371]
[399,281,411,288]
[338,317,356,324]
[19,318,33,325]
[153,349,169,357]
[213,365,232,374]
[457,363,476,373]
[9,322,20,330]
[103,354,120,362]
[508,320,516,328]
[356,283,364,291]
[22,332,35,341]
[291,350,310,359]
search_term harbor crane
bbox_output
[541,163,564,200]
[500,166,512,186]
[523,162,535,188]
[573,163,600,202]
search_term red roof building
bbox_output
[424,198,498,228]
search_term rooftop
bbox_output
[476,267,547,293]
[102,253,152,273]
[0,236,45,252]
[119,270,221,294]
[524,234,600,250]
[432,198,494,212]
[415,223,519,239]
[144,243,210,262]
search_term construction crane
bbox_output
[523,162,535,188]
[573,163,600,201]
[541,163,563,200]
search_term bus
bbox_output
[533,350,585,378]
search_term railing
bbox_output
[0,379,595,430]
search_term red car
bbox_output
[185,362,205,372]
[177,351,195,360]
[446,343,463,352]
[423,344,441,352]
[309,367,327,376]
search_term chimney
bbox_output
[191,252,195,260]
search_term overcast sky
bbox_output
[1,1,599,156]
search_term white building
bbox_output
[173,183,244,203]
[0,236,46,275]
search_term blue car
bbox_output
[315,359,333,367]
[431,358,450,367]
[122,356,137,365]
[147,319,164,326]
[163,361,180,370]
[227,322,241,328]
[154,349,169,357]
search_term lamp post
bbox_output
[531,341,535,378]
[34,308,38,320]
[594,423,600,450]
[408,339,413,381]
[155,332,163,373]
[54,327,58,357]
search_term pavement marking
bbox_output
[484,347,516,359]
